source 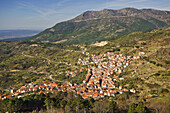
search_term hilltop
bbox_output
[31,8,170,44]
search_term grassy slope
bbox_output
[0,41,83,89]
[108,28,170,110]
[31,16,168,45]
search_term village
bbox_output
[0,52,144,100]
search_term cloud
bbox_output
[157,7,170,11]
[99,0,170,11]
[14,0,77,29]
[100,0,149,9]
[16,0,70,20]
[55,0,71,7]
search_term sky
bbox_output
[0,0,170,30]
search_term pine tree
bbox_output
[136,103,147,113]
[128,103,137,113]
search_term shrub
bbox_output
[161,89,169,93]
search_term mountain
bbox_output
[31,8,170,44]
[0,30,41,41]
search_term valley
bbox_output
[0,27,169,112]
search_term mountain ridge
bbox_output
[71,8,170,23]
[31,8,170,44]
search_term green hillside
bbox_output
[31,8,170,44]
[1,28,169,88]
[0,28,169,112]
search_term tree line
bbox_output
[0,91,149,113]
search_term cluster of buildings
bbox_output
[77,52,139,99]
[66,70,77,77]
[79,52,138,74]
[0,52,142,100]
